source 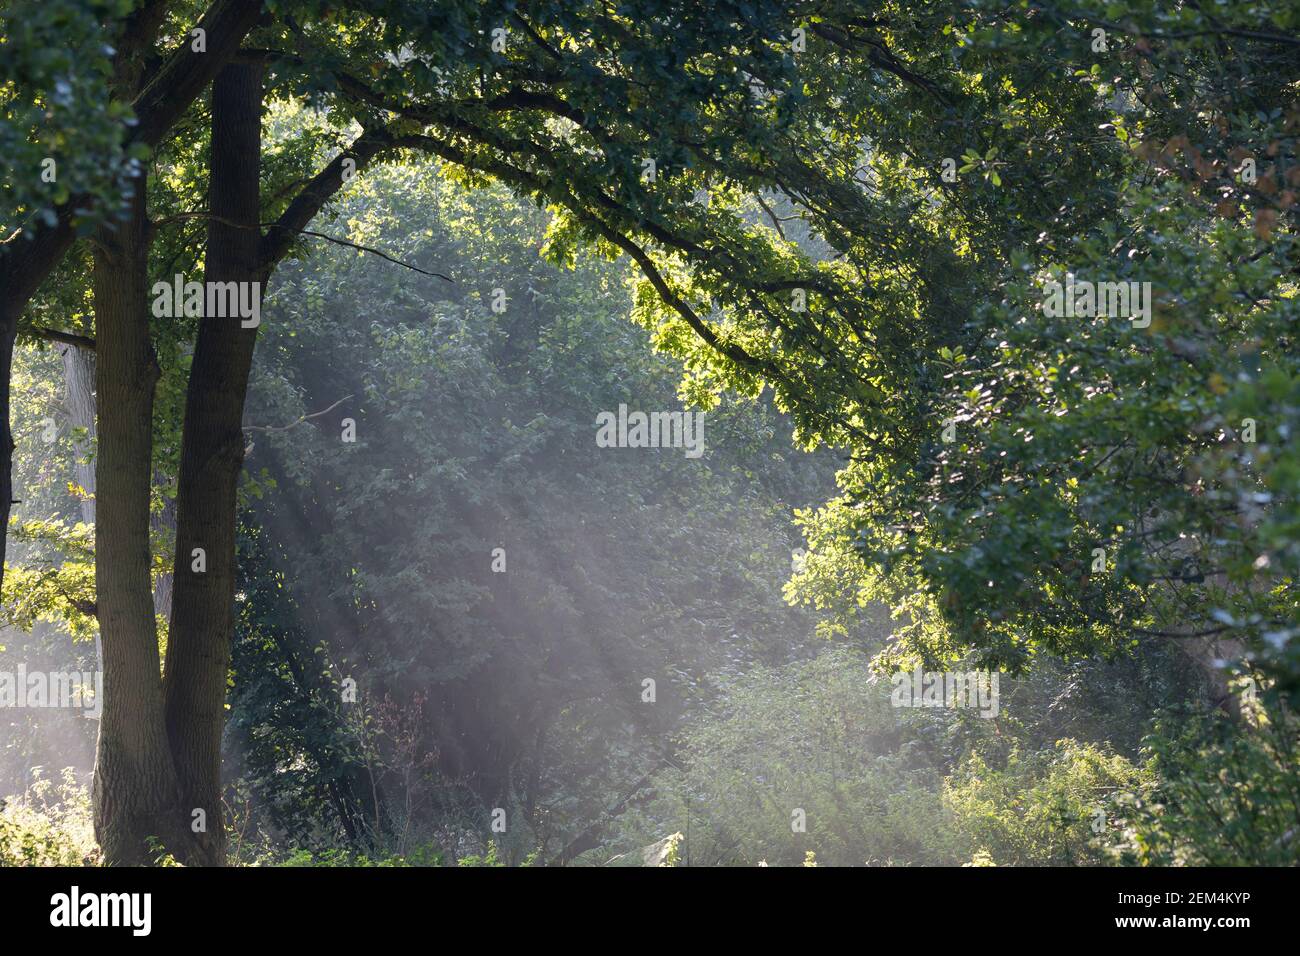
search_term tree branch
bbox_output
[154,209,453,281]
[258,128,397,274]
[244,394,354,434]
[132,0,267,147]
[288,230,453,281]
[23,327,96,352]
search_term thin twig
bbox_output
[152,212,453,281]
[294,230,454,281]
[754,193,787,241]
[244,394,354,434]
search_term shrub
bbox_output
[1111,703,1300,866]
[0,767,98,866]
[944,740,1152,866]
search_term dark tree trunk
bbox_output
[90,178,188,866]
[162,61,264,867]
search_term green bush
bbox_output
[274,843,444,867]
[944,740,1152,866]
[1112,704,1300,866]
[0,768,98,866]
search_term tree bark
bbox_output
[0,316,15,586]
[65,341,177,619]
[162,61,264,867]
[90,178,187,866]
[59,344,105,671]
[60,345,97,525]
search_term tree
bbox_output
[10,0,944,864]
[4,0,1294,866]
[1,0,265,590]
[786,2,1299,710]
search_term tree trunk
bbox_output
[60,345,97,525]
[66,343,177,620]
[162,61,264,867]
[59,343,106,670]
[0,314,15,594]
[91,178,187,866]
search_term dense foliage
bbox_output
[0,0,1296,866]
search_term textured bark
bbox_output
[0,314,15,586]
[66,342,176,618]
[60,345,97,525]
[90,179,187,866]
[162,62,264,867]
[60,344,104,671]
